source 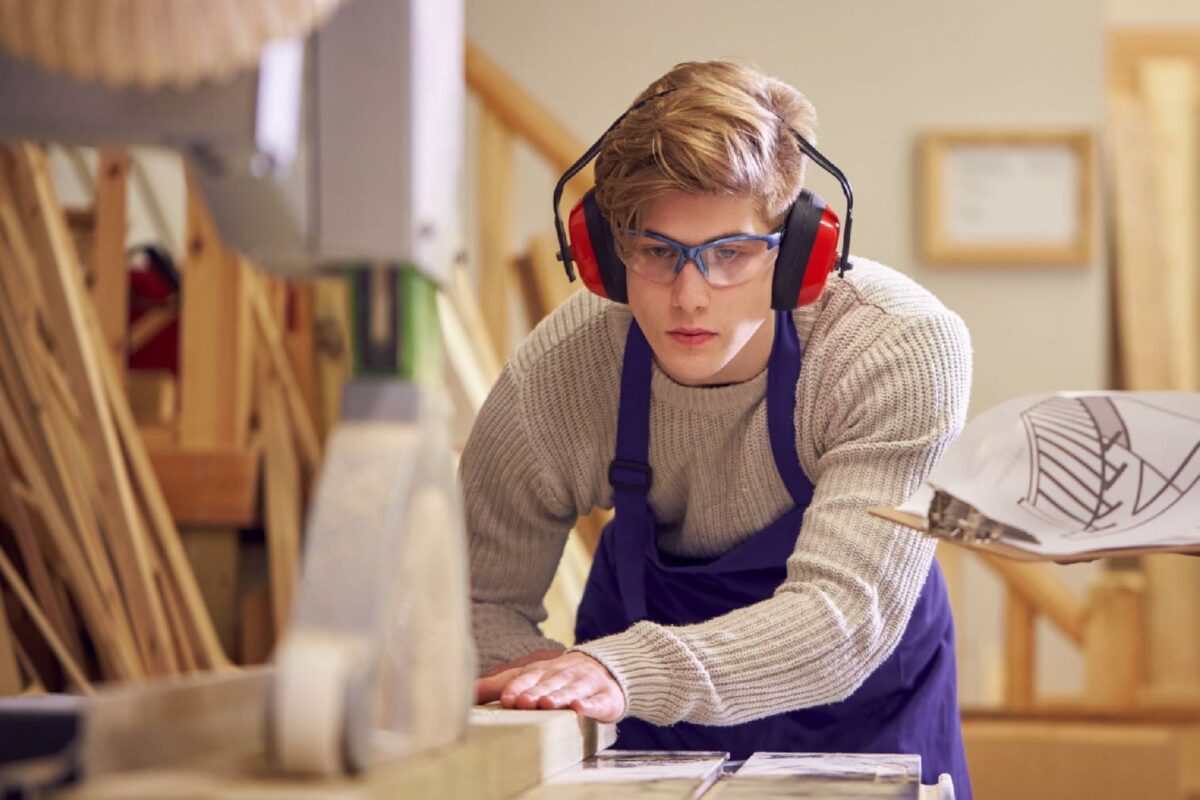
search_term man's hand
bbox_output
[482,648,562,678]
[474,652,626,723]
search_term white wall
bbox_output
[465,0,1115,706]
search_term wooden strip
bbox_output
[179,173,251,449]
[4,143,174,676]
[282,283,320,431]
[261,370,301,635]
[312,276,352,437]
[465,42,594,184]
[514,234,577,328]
[1085,571,1143,710]
[0,584,22,696]
[249,274,322,473]
[981,554,1087,645]
[518,751,727,799]
[1139,59,1200,390]
[1003,590,1036,709]
[0,547,94,694]
[91,150,130,375]
[127,304,178,353]
[478,106,515,357]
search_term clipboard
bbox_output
[868,503,1200,563]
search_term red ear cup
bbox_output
[568,190,629,303]
[568,197,608,298]
[771,190,842,310]
[798,206,841,307]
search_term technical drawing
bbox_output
[1018,395,1200,539]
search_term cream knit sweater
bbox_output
[461,257,972,727]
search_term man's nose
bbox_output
[671,257,710,310]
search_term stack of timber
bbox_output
[0,143,229,690]
[0,142,329,694]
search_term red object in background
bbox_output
[126,245,180,372]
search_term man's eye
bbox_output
[713,247,743,261]
[645,246,674,259]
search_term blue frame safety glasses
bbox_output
[624,229,783,287]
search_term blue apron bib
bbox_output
[575,311,972,797]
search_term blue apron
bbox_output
[575,310,972,797]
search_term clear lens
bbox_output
[626,236,774,286]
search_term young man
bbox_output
[464,60,973,795]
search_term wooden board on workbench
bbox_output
[710,752,922,798]
[64,706,616,800]
[517,750,727,799]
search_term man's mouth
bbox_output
[667,328,716,346]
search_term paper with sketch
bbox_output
[894,391,1200,558]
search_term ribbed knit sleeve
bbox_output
[572,309,973,726]
[461,361,578,672]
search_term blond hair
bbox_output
[593,60,818,254]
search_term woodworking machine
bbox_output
[0,0,475,786]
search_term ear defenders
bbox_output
[552,91,855,309]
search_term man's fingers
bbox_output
[498,665,551,706]
[474,667,522,704]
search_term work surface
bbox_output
[62,706,947,799]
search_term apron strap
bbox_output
[767,310,815,507]
[608,319,655,620]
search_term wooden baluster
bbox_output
[478,107,514,357]
[1085,570,1144,710]
[1004,590,1036,710]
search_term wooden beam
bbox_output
[0,586,22,696]
[1085,570,1143,711]
[179,172,252,449]
[261,369,301,636]
[981,554,1087,645]
[465,42,594,185]
[1003,590,1036,710]
[312,277,352,438]
[248,273,322,474]
[478,106,515,357]
[91,150,130,375]
[146,446,260,528]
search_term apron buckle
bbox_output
[609,459,653,493]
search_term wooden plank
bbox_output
[1139,59,1199,390]
[261,370,301,635]
[179,173,251,449]
[146,446,260,528]
[465,42,594,185]
[518,751,726,799]
[282,283,320,429]
[2,144,169,677]
[514,234,578,329]
[1003,590,1036,709]
[127,304,178,354]
[711,753,922,798]
[478,106,515,357]
[311,277,351,438]
[0,547,93,694]
[979,554,1086,645]
[1084,570,1143,710]
[1105,93,1176,388]
[64,705,615,800]
[249,274,322,474]
[0,585,22,696]
[91,150,130,375]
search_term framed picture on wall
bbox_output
[917,130,1094,267]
